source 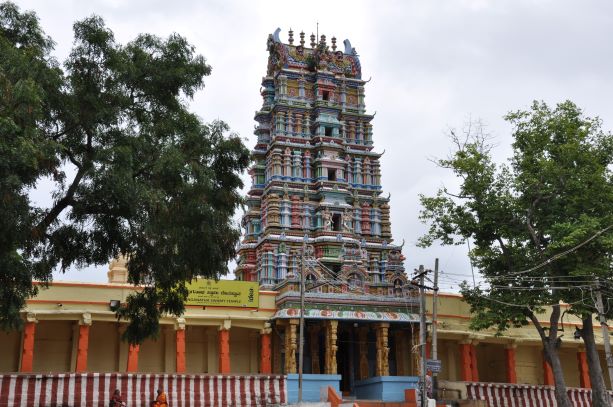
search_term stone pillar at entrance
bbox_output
[20,314,37,372]
[375,323,390,376]
[260,323,272,374]
[308,324,321,374]
[127,344,139,372]
[219,320,231,374]
[577,348,591,388]
[359,326,370,379]
[285,319,298,374]
[505,343,517,384]
[324,320,338,374]
[175,318,186,373]
[459,340,473,381]
[75,313,92,372]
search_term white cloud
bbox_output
[15,0,613,289]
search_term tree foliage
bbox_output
[0,2,250,343]
[419,101,612,405]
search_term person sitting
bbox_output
[151,389,168,407]
[110,389,126,407]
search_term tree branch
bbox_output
[526,308,548,342]
[32,166,86,239]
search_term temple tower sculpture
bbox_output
[236,28,418,390]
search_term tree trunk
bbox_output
[582,315,611,407]
[543,339,573,407]
[528,304,572,407]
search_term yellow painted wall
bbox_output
[0,330,20,372]
[515,345,542,385]
[559,348,580,387]
[476,343,507,383]
[88,322,120,372]
[185,326,209,373]
[33,320,73,372]
[230,327,259,373]
[138,328,169,373]
[437,339,460,381]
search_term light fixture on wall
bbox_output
[574,327,582,340]
[109,300,121,311]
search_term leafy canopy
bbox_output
[0,2,250,343]
[419,101,613,333]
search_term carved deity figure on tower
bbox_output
[322,207,332,231]
[343,208,353,233]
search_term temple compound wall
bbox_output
[2,277,612,394]
[2,259,277,376]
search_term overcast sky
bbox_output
[17,0,613,290]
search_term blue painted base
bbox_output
[354,376,420,401]
[286,373,341,403]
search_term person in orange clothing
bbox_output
[151,389,168,407]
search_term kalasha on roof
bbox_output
[266,28,362,79]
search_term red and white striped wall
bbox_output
[467,382,613,407]
[0,373,287,407]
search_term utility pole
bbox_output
[298,243,306,403]
[595,281,613,391]
[418,265,427,407]
[432,259,439,400]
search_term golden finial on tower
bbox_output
[299,31,305,46]
[288,28,294,45]
[310,33,316,48]
[320,34,326,46]
[331,36,337,51]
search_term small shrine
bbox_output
[235,28,420,396]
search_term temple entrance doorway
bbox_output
[337,327,355,395]
[337,322,375,396]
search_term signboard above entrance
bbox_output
[185,279,259,308]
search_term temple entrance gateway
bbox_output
[235,27,421,402]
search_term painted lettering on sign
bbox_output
[186,279,259,307]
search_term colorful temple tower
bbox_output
[236,28,419,394]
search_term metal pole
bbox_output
[298,243,305,403]
[419,265,427,407]
[432,259,439,401]
[595,283,613,391]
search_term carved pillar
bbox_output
[260,323,272,374]
[20,314,37,372]
[291,195,301,228]
[75,313,92,372]
[303,151,311,179]
[361,202,371,235]
[266,194,281,227]
[375,323,390,376]
[380,203,391,238]
[218,321,231,374]
[359,326,370,379]
[175,318,186,373]
[309,324,321,374]
[285,319,298,374]
[324,320,338,374]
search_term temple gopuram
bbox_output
[235,28,420,396]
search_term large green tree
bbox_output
[419,101,613,406]
[0,2,249,343]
